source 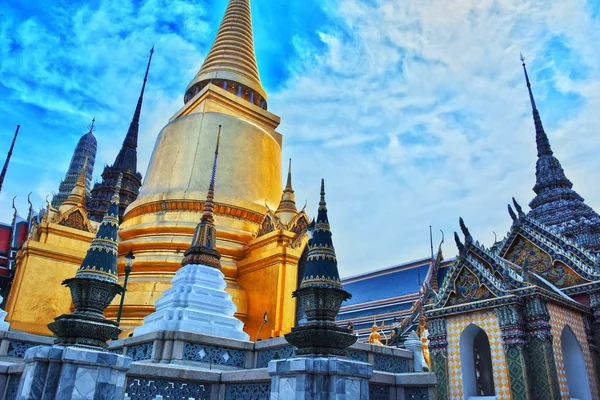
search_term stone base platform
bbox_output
[269,357,373,400]
[16,345,131,399]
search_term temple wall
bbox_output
[446,309,510,400]
[546,302,599,399]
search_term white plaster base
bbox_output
[134,263,249,341]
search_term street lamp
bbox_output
[113,250,135,340]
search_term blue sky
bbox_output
[1,0,600,276]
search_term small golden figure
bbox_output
[369,320,387,346]
[421,330,431,369]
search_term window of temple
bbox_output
[459,324,495,399]
[561,325,591,400]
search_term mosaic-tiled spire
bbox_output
[182,126,222,268]
[113,46,154,173]
[75,174,122,284]
[0,125,20,195]
[300,179,342,289]
[88,48,153,222]
[59,157,88,213]
[275,158,298,225]
[52,119,97,208]
[521,56,600,253]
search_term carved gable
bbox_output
[445,265,495,307]
[505,234,587,287]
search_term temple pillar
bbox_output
[587,291,600,385]
[428,317,448,400]
[523,296,561,400]
[495,304,530,400]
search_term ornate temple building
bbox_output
[87,48,153,222]
[421,60,600,400]
[51,120,97,208]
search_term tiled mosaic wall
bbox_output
[446,310,510,400]
[547,303,599,399]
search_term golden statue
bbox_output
[369,320,388,346]
[421,330,431,369]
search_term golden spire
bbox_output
[182,126,223,268]
[186,0,267,102]
[275,158,297,225]
[59,156,88,213]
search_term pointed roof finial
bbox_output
[275,158,298,224]
[286,158,293,190]
[298,178,342,290]
[0,124,20,195]
[319,178,326,211]
[182,126,223,268]
[186,0,267,102]
[112,46,154,172]
[520,54,553,157]
[88,117,96,134]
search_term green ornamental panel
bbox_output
[525,337,561,400]
[431,352,448,400]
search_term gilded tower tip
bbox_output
[185,0,267,108]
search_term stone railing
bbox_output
[0,330,435,400]
[0,330,54,360]
[108,331,415,374]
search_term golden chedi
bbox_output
[112,0,306,339]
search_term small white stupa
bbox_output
[0,295,10,331]
[134,127,248,341]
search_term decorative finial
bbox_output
[459,217,473,244]
[11,196,17,217]
[0,125,21,195]
[27,192,33,210]
[454,232,466,255]
[319,178,326,211]
[150,45,155,55]
[88,117,96,134]
[512,197,524,217]
[520,54,553,157]
[508,204,517,221]
[181,125,223,268]
[111,173,123,204]
[285,158,293,190]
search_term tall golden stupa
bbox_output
[107,0,308,338]
[5,0,308,340]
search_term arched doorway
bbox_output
[460,324,495,399]
[561,325,591,400]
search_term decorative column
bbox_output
[427,317,448,400]
[523,296,561,400]
[269,179,372,399]
[495,304,530,400]
[587,291,600,385]
[16,175,132,399]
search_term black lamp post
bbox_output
[113,250,135,340]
